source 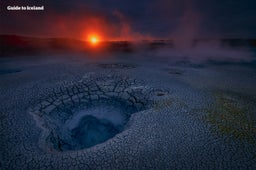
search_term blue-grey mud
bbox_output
[1,42,256,169]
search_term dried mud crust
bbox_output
[29,73,170,152]
[205,91,256,145]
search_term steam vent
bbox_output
[30,73,168,151]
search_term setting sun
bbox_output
[90,37,98,44]
[87,34,100,45]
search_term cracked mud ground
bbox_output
[0,55,256,169]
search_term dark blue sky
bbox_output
[1,0,256,39]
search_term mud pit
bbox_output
[29,73,164,152]
[47,98,140,151]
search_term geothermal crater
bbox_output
[47,98,139,151]
[30,74,163,151]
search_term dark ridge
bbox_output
[1,34,256,57]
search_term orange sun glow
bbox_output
[91,37,98,44]
[88,34,100,45]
